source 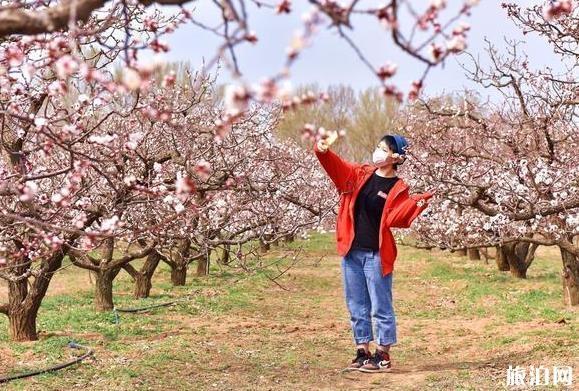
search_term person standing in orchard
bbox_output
[314,133,433,373]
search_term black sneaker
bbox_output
[344,348,371,371]
[358,349,392,373]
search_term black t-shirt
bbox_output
[350,172,399,251]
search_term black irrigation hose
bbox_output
[1,296,194,383]
[0,342,94,385]
[112,295,195,323]
[114,300,181,313]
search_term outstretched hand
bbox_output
[316,130,339,153]
[316,138,329,153]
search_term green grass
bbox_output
[414,246,575,325]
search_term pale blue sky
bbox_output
[161,1,569,101]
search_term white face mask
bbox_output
[372,148,390,166]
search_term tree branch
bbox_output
[107,242,157,270]
[122,263,140,280]
[68,249,101,272]
[0,0,194,37]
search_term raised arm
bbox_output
[387,192,434,229]
[313,141,358,193]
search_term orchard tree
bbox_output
[403,8,578,302]
[404,85,578,301]
[403,1,578,289]
[0,3,197,337]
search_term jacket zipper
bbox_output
[378,179,407,249]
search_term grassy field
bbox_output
[0,233,577,390]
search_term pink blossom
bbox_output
[124,132,144,150]
[376,5,396,29]
[225,177,237,189]
[124,175,137,186]
[88,134,118,145]
[245,31,258,43]
[377,62,398,80]
[72,212,87,229]
[224,84,250,116]
[162,72,176,88]
[301,123,316,141]
[34,117,48,128]
[150,40,170,53]
[429,0,447,11]
[22,63,36,80]
[446,35,467,53]
[47,80,67,96]
[276,0,292,14]
[55,55,78,80]
[51,193,63,204]
[381,85,404,103]
[543,0,573,20]
[196,160,212,179]
[181,8,193,19]
[176,174,196,196]
[174,203,185,213]
[44,235,64,251]
[276,80,294,104]
[408,80,423,101]
[100,215,120,233]
[122,68,142,91]
[19,182,38,202]
[254,78,278,102]
[4,45,24,67]
[453,22,471,35]
[429,43,445,62]
[144,17,159,32]
[79,235,97,251]
[79,64,105,83]
[286,33,306,59]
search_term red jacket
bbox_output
[314,143,433,276]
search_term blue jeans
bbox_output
[341,248,397,346]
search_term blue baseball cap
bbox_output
[383,134,408,159]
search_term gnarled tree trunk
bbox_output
[560,246,579,306]
[495,245,510,271]
[2,251,65,341]
[501,242,538,279]
[219,245,231,265]
[94,267,121,311]
[171,265,187,285]
[164,238,191,286]
[468,248,481,260]
[259,240,270,253]
[123,250,162,299]
[8,305,38,342]
[8,276,39,342]
[196,253,210,277]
